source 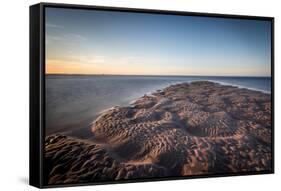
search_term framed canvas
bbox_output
[30,3,274,188]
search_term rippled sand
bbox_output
[45,81,272,185]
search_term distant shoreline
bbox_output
[45,73,271,78]
[204,80,271,94]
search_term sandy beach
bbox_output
[44,81,272,184]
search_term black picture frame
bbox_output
[30,2,274,188]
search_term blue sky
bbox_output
[46,7,271,76]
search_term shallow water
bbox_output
[46,75,271,135]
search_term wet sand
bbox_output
[45,81,272,185]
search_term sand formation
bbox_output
[45,81,272,184]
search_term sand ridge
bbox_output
[45,81,272,184]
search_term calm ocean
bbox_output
[46,75,271,136]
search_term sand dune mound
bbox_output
[45,81,272,184]
[45,135,168,184]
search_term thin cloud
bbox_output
[46,33,87,44]
[46,22,63,29]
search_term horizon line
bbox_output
[45,73,271,78]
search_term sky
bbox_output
[45,7,271,76]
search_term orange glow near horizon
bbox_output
[46,59,98,74]
[46,59,270,76]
